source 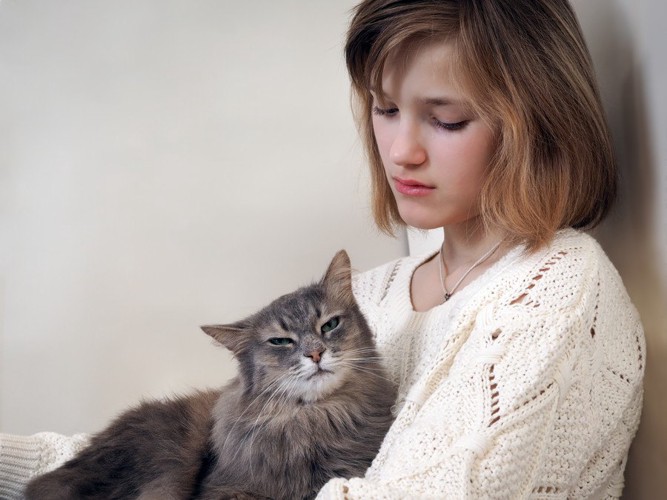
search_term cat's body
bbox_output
[27,391,221,499]
[26,251,397,500]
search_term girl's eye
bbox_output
[321,316,340,334]
[433,118,469,132]
[372,106,398,117]
[268,338,295,346]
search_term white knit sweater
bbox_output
[318,229,644,499]
[0,230,645,499]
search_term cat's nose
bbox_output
[305,348,326,363]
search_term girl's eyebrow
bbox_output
[419,96,465,107]
[370,90,468,108]
[370,89,390,100]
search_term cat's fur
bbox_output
[26,250,397,500]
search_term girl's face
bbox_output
[372,41,496,231]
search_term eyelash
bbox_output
[372,106,468,132]
[433,119,468,132]
[372,105,398,117]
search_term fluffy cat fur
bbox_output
[26,250,397,500]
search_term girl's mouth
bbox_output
[393,177,435,196]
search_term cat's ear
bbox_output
[321,250,354,304]
[201,322,249,355]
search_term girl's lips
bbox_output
[393,177,435,196]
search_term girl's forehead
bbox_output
[383,39,455,77]
[377,42,469,102]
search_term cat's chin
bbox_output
[297,370,346,404]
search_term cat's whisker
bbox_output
[335,363,395,383]
[340,362,387,370]
[219,376,287,457]
[244,375,303,477]
[252,374,297,424]
[343,347,383,357]
[341,356,385,362]
[339,354,383,361]
[230,376,291,469]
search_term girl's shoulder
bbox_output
[352,228,634,317]
[351,253,422,308]
[497,228,633,317]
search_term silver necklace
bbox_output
[437,240,502,302]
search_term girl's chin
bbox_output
[397,213,446,231]
[404,220,444,231]
[396,207,480,231]
[396,204,446,229]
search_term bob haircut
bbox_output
[345,0,617,250]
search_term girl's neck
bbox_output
[440,219,505,270]
[409,218,508,312]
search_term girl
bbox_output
[317,0,644,497]
[0,0,644,498]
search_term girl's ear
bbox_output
[201,322,249,355]
[321,249,354,304]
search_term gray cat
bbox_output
[25,250,397,500]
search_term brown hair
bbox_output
[345,0,617,250]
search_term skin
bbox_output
[372,41,509,311]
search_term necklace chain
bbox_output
[437,240,502,302]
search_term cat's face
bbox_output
[202,251,375,402]
[242,286,366,402]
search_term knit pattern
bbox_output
[0,432,89,499]
[0,230,644,499]
[317,229,644,499]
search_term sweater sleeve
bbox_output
[0,432,90,499]
[318,239,644,498]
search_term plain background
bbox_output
[0,1,665,498]
[0,0,405,431]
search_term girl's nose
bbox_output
[389,123,426,167]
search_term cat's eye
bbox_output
[268,337,295,346]
[321,316,340,334]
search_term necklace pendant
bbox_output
[444,293,452,302]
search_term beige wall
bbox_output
[0,0,405,435]
[572,0,667,497]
